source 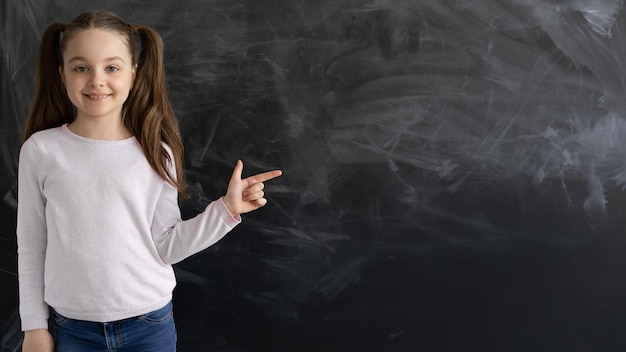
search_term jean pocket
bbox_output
[52,310,69,326]
[137,302,173,324]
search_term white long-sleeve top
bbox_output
[17,124,240,331]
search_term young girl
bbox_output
[17,10,281,352]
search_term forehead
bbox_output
[62,28,132,62]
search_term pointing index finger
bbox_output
[247,170,283,185]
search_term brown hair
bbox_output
[24,10,188,197]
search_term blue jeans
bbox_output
[52,302,177,352]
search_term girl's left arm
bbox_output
[151,160,281,265]
[150,184,240,265]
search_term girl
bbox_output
[17,10,281,352]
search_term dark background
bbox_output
[4,0,626,351]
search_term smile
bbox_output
[85,94,111,99]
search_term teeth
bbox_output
[89,95,107,99]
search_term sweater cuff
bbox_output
[219,197,242,224]
[21,317,49,332]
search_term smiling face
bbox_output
[59,28,136,123]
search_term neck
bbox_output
[69,115,133,140]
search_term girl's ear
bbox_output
[58,66,65,86]
[131,64,137,89]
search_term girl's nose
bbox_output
[88,73,105,88]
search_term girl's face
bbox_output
[59,28,136,123]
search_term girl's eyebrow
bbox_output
[67,56,126,63]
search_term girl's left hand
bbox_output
[223,160,282,217]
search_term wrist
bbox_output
[25,329,49,334]
[221,196,238,217]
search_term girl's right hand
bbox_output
[22,329,54,352]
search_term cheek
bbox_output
[123,76,135,91]
[63,80,81,95]
[62,78,86,103]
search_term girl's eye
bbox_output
[106,66,119,73]
[74,66,87,73]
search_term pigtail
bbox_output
[23,22,74,141]
[125,25,188,198]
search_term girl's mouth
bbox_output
[86,94,110,100]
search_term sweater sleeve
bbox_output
[16,138,50,331]
[150,170,241,265]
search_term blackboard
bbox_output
[3,0,626,351]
